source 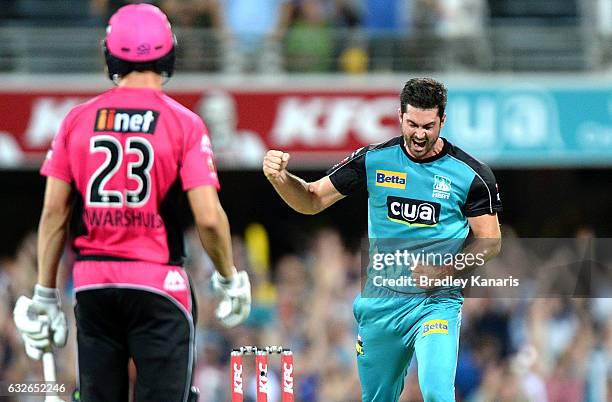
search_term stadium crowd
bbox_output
[0,0,488,73]
[1,225,610,401]
[3,0,612,73]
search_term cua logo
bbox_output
[387,196,440,226]
[375,170,407,189]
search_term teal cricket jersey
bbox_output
[327,136,501,402]
[328,136,502,296]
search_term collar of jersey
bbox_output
[401,137,449,164]
[113,86,163,94]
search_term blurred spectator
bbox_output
[0,0,90,26]
[362,0,411,34]
[436,0,491,70]
[412,0,446,34]
[362,0,412,71]
[332,0,361,28]
[196,90,266,168]
[597,0,612,35]
[285,0,334,72]
[161,0,212,27]
[209,0,293,74]
[436,0,487,37]
[160,0,220,71]
[91,0,160,24]
[391,0,442,71]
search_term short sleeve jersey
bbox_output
[41,87,219,265]
[328,136,502,241]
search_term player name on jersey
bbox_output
[95,108,159,133]
[83,209,163,229]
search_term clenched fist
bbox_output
[263,150,290,182]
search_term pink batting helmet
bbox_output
[103,4,176,81]
[106,3,174,62]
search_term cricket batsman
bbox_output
[12,5,251,402]
[263,78,502,401]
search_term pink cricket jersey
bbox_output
[41,86,219,267]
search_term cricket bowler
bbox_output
[263,78,502,401]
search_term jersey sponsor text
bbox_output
[387,196,441,226]
[94,108,159,133]
[422,319,449,336]
[375,170,407,189]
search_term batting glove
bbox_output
[211,268,251,327]
[13,285,68,360]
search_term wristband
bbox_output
[33,284,59,305]
[217,267,238,285]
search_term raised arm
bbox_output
[263,150,345,215]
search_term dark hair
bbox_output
[400,78,447,118]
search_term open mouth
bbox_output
[412,138,427,152]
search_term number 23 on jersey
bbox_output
[86,135,154,208]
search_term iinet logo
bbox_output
[163,270,187,292]
[283,362,294,394]
[94,108,159,133]
[232,362,243,394]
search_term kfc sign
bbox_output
[0,89,398,168]
[270,96,397,146]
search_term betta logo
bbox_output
[95,109,159,134]
[387,196,440,226]
[422,319,449,336]
[376,170,407,189]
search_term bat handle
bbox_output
[43,351,66,402]
[43,351,57,382]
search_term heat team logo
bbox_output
[422,319,449,336]
[432,175,452,199]
[94,108,159,133]
[387,196,440,226]
[376,170,407,189]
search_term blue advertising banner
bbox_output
[443,84,612,166]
